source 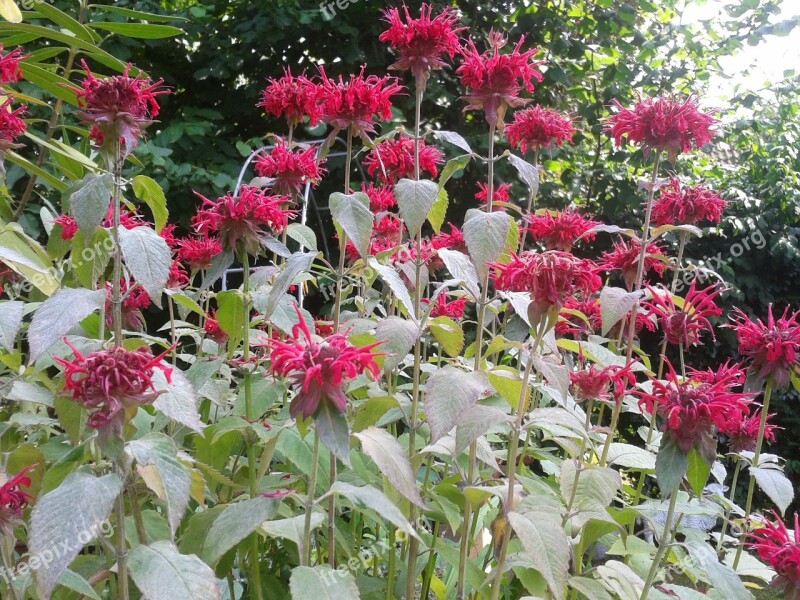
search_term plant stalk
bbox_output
[639,487,679,600]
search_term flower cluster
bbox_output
[363,135,443,182]
[0,98,26,152]
[0,465,34,533]
[362,183,396,212]
[650,178,727,227]
[506,105,575,153]
[599,238,666,290]
[747,512,800,600]
[526,209,600,252]
[253,140,325,196]
[0,45,26,83]
[177,235,222,270]
[731,305,800,389]
[644,281,722,349]
[105,279,151,332]
[570,363,636,405]
[425,294,468,319]
[259,68,322,128]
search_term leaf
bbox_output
[432,130,472,153]
[269,294,315,335]
[686,448,711,498]
[355,427,425,508]
[328,482,418,540]
[428,316,464,357]
[260,513,324,560]
[67,173,112,238]
[89,21,184,38]
[33,3,95,41]
[199,249,234,291]
[559,461,621,511]
[599,287,644,336]
[606,443,655,470]
[437,154,471,189]
[454,404,510,456]
[368,258,417,321]
[568,576,614,600]
[200,497,281,566]
[424,366,486,442]
[128,541,220,600]
[286,223,318,251]
[595,560,644,600]
[28,288,106,361]
[152,366,204,433]
[30,472,122,599]
[374,316,418,372]
[751,467,794,514]
[463,209,511,280]
[0,0,21,23]
[133,175,169,233]
[329,192,372,258]
[437,249,480,299]
[508,511,569,600]
[315,400,351,467]
[0,229,59,295]
[395,178,438,238]
[127,433,191,538]
[118,226,172,308]
[508,153,540,192]
[264,252,315,319]
[0,300,23,352]
[57,569,102,600]
[427,187,449,233]
[685,540,752,600]
[215,290,247,343]
[290,565,361,600]
[655,435,688,494]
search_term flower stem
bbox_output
[716,457,742,554]
[304,431,321,566]
[639,487,678,600]
[114,466,129,600]
[732,379,774,569]
[110,141,124,347]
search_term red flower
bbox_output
[599,238,667,290]
[347,214,404,261]
[651,178,727,227]
[74,61,168,149]
[570,362,636,404]
[689,360,747,387]
[101,205,146,230]
[720,409,778,453]
[431,224,467,253]
[605,95,717,162]
[526,209,600,252]
[731,305,800,389]
[506,105,575,153]
[746,511,800,600]
[644,281,722,349]
[56,340,172,431]
[317,66,403,137]
[106,279,151,331]
[266,306,381,419]
[192,185,294,255]
[166,260,189,289]
[314,320,335,337]
[557,297,601,337]
[637,364,753,459]
[204,311,228,344]
[475,182,511,209]
[53,214,78,240]
[0,46,26,83]
[380,4,463,87]
[426,294,468,319]
[0,465,34,532]
[259,68,322,128]
[491,250,600,324]
[160,223,180,248]
[0,98,26,151]
[456,34,543,128]
[177,235,223,270]
[253,140,325,196]
[361,183,396,212]
[363,134,443,183]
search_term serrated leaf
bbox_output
[30,472,122,599]
[375,316,418,372]
[329,192,373,258]
[437,154,471,190]
[264,252,315,319]
[424,366,486,442]
[286,223,318,251]
[437,249,480,300]
[28,288,105,361]
[355,426,425,508]
[687,448,711,498]
[118,226,172,308]
[368,258,416,321]
[315,401,351,467]
[428,316,464,357]
[0,300,23,352]
[751,467,794,514]
[128,541,220,600]
[454,404,510,456]
[200,497,281,566]
[655,435,688,494]
[132,175,169,233]
[599,287,644,336]
[395,178,438,238]
[560,460,621,511]
[215,290,246,343]
[290,565,361,600]
[269,293,315,335]
[68,173,112,238]
[606,443,655,470]
[685,540,752,600]
[328,482,418,540]
[508,511,569,600]
[508,153,540,193]
[152,366,204,433]
[463,209,511,280]
[428,187,449,233]
[432,130,472,153]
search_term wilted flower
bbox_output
[380,4,463,88]
[605,95,716,162]
[720,409,778,453]
[599,238,667,290]
[53,214,78,240]
[456,33,543,129]
[570,362,636,404]
[746,511,800,600]
[0,98,26,153]
[203,311,228,345]
[0,46,26,83]
[253,140,325,196]
[105,279,151,331]
[506,105,575,153]
[644,281,722,349]
[259,68,322,128]
[526,209,600,251]
[266,306,381,419]
[730,305,800,389]
[0,465,34,533]
[192,185,294,255]
[177,235,223,270]
[56,340,172,431]
[425,294,468,319]
[317,66,403,138]
[650,178,727,227]
[361,182,396,212]
[363,134,443,183]
[74,61,168,149]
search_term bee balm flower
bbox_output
[363,135,443,183]
[506,105,575,153]
[650,178,727,227]
[747,511,800,600]
[730,305,800,389]
[259,68,322,128]
[0,465,34,534]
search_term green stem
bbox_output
[385,528,396,600]
[114,468,129,600]
[110,141,123,346]
[304,432,321,566]
[639,488,678,600]
[420,521,440,600]
[716,457,742,554]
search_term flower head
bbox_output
[363,134,443,183]
[651,178,727,227]
[605,95,716,162]
[599,238,667,290]
[177,235,222,270]
[431,224,467,254]
[166,260,189,289]
[644,281,722,349]
[456,34,543,128]
[345,213,404,261]
[570,362,636,405]
[746,511,800,599]
[253,140,325,196]
[56,340,172,431]
[53,214,78,240]
[203,311,228,345]
[0,46,26,83]
[259,68,322,128]
[317,66,403,137]
[0,98,26,151]
[526,209,600,252]
[160,223,180,248]
[102,205,146,230]
[266,306,381,419]
[192,185,294,255]
[425,294,468,319]
[105,279,151,331]
[361,182,396,212]
[720,408,778,453]
[730,305,800,389]
[0,465,34,533]
[506,105,575,153]
[475,182,510,209]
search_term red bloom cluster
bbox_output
[720,409,777,453]
[0,465,34,532]
[102,205,146,230]
[747,512,800,600]
[361,183,396,212]
[526,209,600,251]
[106,279,151,331]
[731,305,800,389]
[431,224,467,254]
[570,362,636,405]
[363,135,443,183]
[605,95,716,162]
[259,68,322,128]
[317,66,402,137]
[253,141,325,196]
[266,307,381,419]
[160,223,179,248]
[74,61,168,149]
[53,214,78,240]
[193,185,294,255]
[456,34,543,128]
[177,235,222,270]
[475,182,510,208]
[644,281,722,349]
[380,4,463,86]
[56,340,172,430]
[651,178,727,227]
[345,214,404,261]
[0,46,26,83]
[0,98,26,151]
[203,312,229,345]
[599,238,667,290]
[426,294,468,319]
[506,105,575,153]
[167,260,189,289]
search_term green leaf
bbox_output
[374,316,418,372]
[290,565,361,600]
[655,435,688,494]
[395,178,438,238]
[436,248,480,300]
[454,404,510,456]
[260,513,324,560]
[133,175,169,233]
[686,448,711,497]
[463,209,511,280]
[606,443,655,471]
[599,287,644,337]
[286,223,318,251]
[508,511,569,600]
[368,258,417,321]
[199,497,281,566]
[57,569,102,600]
[428,316,464,357]
[315,400,351,467]
[215,290,247,343]
[33,2,96,41]
[128,541,220,600]
[427,187,449,233]
[568,576,614,600]
[508,153,540,193]
[0,228,59,295]
[0,300,23,352]
[199,249,235,291]
[28,287,106,361]
[424,366,486,442]
[432,130,472,154]
[327,482,418,540]
[354,426,425,508]
[89,22,184,39]
[118,225,172,308]
[559,460,621,511]
[329,192,372,258]
[88,4,189,22]
[751,467,794,514]
[29,472,122,599]
[166,289,205,316]
[437,154,471,189]
[685,540,752,600]
[152,365,204,433]
[264,251,315,319]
